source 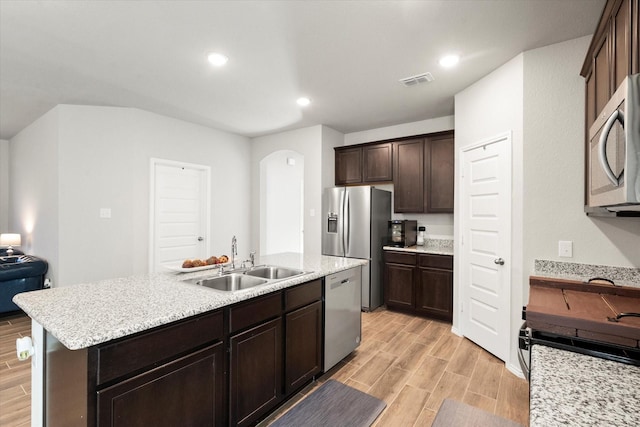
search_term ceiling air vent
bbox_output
[399,72,434,87]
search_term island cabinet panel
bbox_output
[96,343,225,427]
[285,300,322,394]
[229,317,283,427]
[229,292,282,334]
[284,279,322,311]
[96,310,223,386]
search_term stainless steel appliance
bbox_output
[387,220,417,247]
[322,186,391,311]
[586,73,640,215]
[324,266,362,371]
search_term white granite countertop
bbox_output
[383,240,453,256]
[13,253,367,350]
[530,344,640,426]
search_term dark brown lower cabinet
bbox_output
[97,343,225,427]
[230,317,283,427]
[385,262,415,309]
[384,250,453,321]
[416,267,453,321]
[285,300,322,394]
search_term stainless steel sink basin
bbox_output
[188,273,268,292]
[244,265,305,280]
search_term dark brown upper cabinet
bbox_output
[334,146,362,185]
[393,138,425,213]
[393,131,454,214]
[582,0,639,129]
[335,142,393,185]
[363,143,393,182]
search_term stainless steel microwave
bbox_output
[586,73,640,214]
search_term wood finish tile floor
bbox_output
[263,307,530,427]
[0,309,529,427]
[0,313,31,427]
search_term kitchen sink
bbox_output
[244,265,305,280]
[188,273,268,292]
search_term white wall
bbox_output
[260,150,304,254]
[9,108,61,284]
[251,125,334,255]
[343,116,456,238]
[11,105,251,286]
[0,139,9,232]
[523,36,640,271]
[454,54,525,373]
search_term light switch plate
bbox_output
[99,208,112,219]
[558,240,573,258]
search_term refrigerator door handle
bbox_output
[344,190,350,254]
[340,189,346,255]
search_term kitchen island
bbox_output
[13,252,367,427]
[530,345,640,426]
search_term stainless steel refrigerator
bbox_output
[322,186,391,311]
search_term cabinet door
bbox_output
[384,262,415,309]
[425,133,454,213]
[285,301,322,394]
[230,317,283,427]
[613,0,631,91]
[97,343,225,427]
[416,267,453,322]
[594,31,611,117]
[335,147,363,185]
[363,143,393,182]
[393,139,425,212]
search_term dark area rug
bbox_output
[270,380,386,427]
[432,399,525,427]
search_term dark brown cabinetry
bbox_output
[393,132,455,214]
[384,250,453,321]
[85,278,325,427]
[582,0,639,128]
[335,142,393,185]
[285,301,322,394]
[415,254,454,321]
[230,318,283,427]
[94,310,226,427]
[97,343,225,427]
[393,139,425,212]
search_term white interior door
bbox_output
[149,159,210,272]
[460,133,511,361]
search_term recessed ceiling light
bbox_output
[296,97,311,107]
[207,52,228,67]
[439,54,459,68]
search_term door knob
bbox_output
[494,258,505,265]
[197,236,204,241]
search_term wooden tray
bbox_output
[527,276,640,348]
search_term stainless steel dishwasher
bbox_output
[324,266,362,371]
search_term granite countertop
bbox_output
[534,260,640,288]
[530,345,640,426]
[383,239,453,256]
[13,252,367,350]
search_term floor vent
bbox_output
[399,72,434,87]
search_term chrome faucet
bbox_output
[231,235,237,268]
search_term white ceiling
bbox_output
[0,0,606,141]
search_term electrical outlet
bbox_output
[558,240,573,258]
[99,208,112,219]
